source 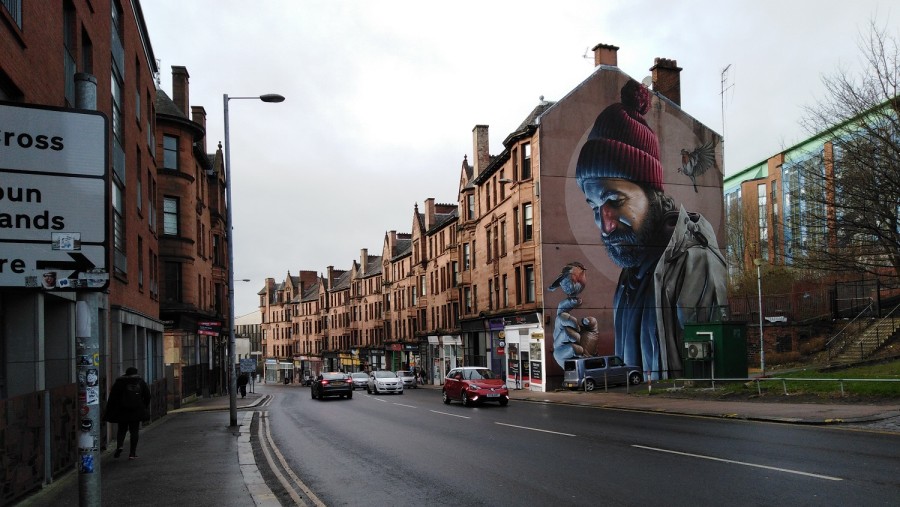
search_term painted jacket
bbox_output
[654,205,728,377]
[613,206,727,379]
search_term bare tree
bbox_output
[796,19,900,279]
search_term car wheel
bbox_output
[584,378,596,392]
[461,391,470,407]
[311,388,316,399]
[499,398,509,406]
[347,391,353,399]
[442,389,451,404]
[399,389,404,395]
[629,372,642,385]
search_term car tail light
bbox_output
[320,380,329,386]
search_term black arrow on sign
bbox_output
[36,253,96,279]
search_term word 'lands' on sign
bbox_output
[0,101,109,290]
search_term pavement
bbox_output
[15,382,900,506]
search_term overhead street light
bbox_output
[754,258,765,377]
[224,93,284,427]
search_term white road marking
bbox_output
[632,445,843,481]
[393,403,417,408]
[430,410,470,419]
[260,412,329,506]
[495,422,576,437]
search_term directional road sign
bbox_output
[0,102,109,290]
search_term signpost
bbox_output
[3,97,108,506]
[0,102,109,290]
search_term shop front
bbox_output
[264,358,278,383]
[427,335,461,384]
[502,313,546,392]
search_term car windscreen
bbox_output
[374,371,396,378]
[396,371,411,376]
[322,372,347,380]
[351,373,368,379]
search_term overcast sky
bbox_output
[140,0,892,316]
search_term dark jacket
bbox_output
[104,373,151,423]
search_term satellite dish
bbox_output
[641,75,652,88]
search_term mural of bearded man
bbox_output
[575,79,728,380]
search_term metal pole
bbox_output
[224,94,238,427]
[756,261,765,376]
[75,72,102,507]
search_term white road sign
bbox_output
[0,102,109,290]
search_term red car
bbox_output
[442,367,509,406]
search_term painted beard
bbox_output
[601,203,662,269]
[602,227,645,268]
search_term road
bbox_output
[254,383,900,506]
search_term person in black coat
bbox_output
[104,367,151,459]
[237,372,249,398]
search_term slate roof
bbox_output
[155,89,187,119]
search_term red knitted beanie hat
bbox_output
[576,79,663,192]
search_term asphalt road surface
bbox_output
[255,383,900,506]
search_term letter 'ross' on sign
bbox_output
[0,102,109,290]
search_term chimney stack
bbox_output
[360,248,368,271]
[424,198,435,230]
[651,57,682,106]
[593,43,619,67]
[171,66,190,115]
[191,106,206,153]
[472,125,490,178]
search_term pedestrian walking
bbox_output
[103,367,151,460]
[238,372,249,398]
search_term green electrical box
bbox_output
[682,321,748,379]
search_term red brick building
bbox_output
[1,0,164,500]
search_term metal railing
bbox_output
[827,301,900,360]
[826,299,874,358]
[662,376,900,397]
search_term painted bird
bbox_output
[548,262,587,300]
[677,140,718,192]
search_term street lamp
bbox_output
[224,93,284,427]
[754,258,765,376]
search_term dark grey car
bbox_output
[563,356,642,391]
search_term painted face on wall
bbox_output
[581,177,655,268]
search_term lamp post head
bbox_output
[259,94,285,103]
[753,258,763,267]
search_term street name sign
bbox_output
[0,101,109,290]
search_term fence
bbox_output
[663,376,900,397]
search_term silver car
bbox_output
[367,370,403,395]
[350,372,369,390]
[395,370,417,389]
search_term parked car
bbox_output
[395,370,417,389]
[367,370,403,395]
[350,372,370,390]
[311,372,353,400]
[562,355,642,391]
[442,367,509,406]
